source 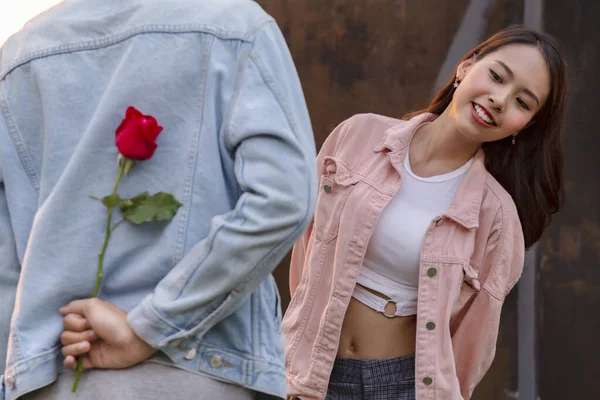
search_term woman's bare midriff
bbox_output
[337,285,417,359]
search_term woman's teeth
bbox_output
[474,103,494,125]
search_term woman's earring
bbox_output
[453,79,459,88]
[512,133,518,145]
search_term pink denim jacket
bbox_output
[282,113,524,399]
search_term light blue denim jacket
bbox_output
[0,0,317,398]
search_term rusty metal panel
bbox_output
[257,0,470,145]
[539,1,600,398]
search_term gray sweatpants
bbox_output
[21,361,256,400]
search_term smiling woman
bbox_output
[0,1,61,45]
[283,25,568,400]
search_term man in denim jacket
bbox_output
[0,0,317,398]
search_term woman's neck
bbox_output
[408,108,481,177]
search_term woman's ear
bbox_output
[456,56,477,80]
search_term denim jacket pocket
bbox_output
[314,157,360,243]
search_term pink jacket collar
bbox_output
[374,113,489,229]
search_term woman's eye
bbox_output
[517,98,530,110]
[490,69,502,83]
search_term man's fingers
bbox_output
[63,355,93,370]
[62,313,91,332]
[60,298,100,316]
[61,341,91,358]
[63,355,77,369]
[60,329,98,346]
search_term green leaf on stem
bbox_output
[119,191,149,209]
[101,193,122,208]
[119,192,182,224]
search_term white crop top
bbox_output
[352,147,473,317]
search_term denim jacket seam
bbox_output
[218,20,278,152]
[169,30,254,303]
[248,26,301,141]
[244,351,253,387]
[185,294,230,335]
[3,329,25,377]
[139,298,187,340]
[172,34,214,269]
[0,88,40,194]
[200,344,283,371]
[237,219,310,301]
[0,24,264,81]
[4,345,60,378]
[184,291,241,338]
[223,227,310,334]
[165,32,253,300]
[221,35,254,152]
[222,22,295,151]
[173,220,229,301]
[9,330,24,368]
[223,22,314,236]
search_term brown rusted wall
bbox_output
[255,1,526,398]
[258,0,469,145]
[540,1,600,398]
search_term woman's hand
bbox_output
[60,298,157,370]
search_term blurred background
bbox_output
[3,1,598,399]
[0,1,62,45]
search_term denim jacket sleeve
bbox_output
[127,22,318,359]
[0,111,20,376]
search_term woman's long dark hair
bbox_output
[406,26,568,248]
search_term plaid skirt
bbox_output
[324,355,416,400]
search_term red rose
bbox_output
[115,106,163,160]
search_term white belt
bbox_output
[352,284,417,318]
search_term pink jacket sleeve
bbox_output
[289,117,353,296]
[450,207,524,399]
